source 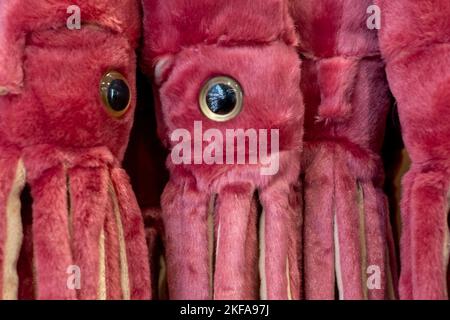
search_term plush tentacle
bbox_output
[335,156,397,300]
[259,180,300,300]
[102,191,122,300]
[213,183,257,300]
[161,179,211,300]
[0,153,25,300]
[376,0,450,299]
[333,156,366,300]
[27,164,76,300]
[399,168,449,300]
[292,181,303,299]
[303,146,336,300]
[246,195,259,298]
[111,168,152,300]
[21,147,149,300]
[303,145,395,300]
[402,167,450,300]
[398,171,414,299]
[101,183,127,300]
[285,184,302,300]
[360,182,392,299]
[67,166,109,300]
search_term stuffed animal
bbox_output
[377,0,450,300]
[142,0,304,300]
[289,0,398,299]
[0,0,150,300]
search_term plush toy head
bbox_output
[142,0,303,187]
[0,0,150,300]
[0,0,140,160]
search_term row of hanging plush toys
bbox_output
[0,0,448,300]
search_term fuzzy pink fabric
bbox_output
[142,208,166,299]
[142,0,304,300]
[0,0,150,300]
[290,0,397,299]
[377,0,450,300]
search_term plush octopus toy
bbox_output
[290,0,398,299]
[142,0,304,300]
[0,0,150,300]
[377,0,450,300]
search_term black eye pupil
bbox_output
[206,83,237,115]
[107,79,130,112]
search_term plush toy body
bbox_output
[142,0,304,300]
[0,0,150,299]
[377,0,450,300]
[290,0,397,299]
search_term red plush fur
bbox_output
[141,0,297,65]
[0,0,150,300]
[290,0,397,299]
[142,0,304,300]
[377,0,450,300]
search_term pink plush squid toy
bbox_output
[377,0,450,300]
[0,0,150,299]
[290,0,398,299]
[142,0,304,300]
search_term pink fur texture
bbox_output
[290,0,397,299]
[0,0,150,300]
[377,0,450,300]
[142,0,304,300]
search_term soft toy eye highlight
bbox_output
[100,71,131,118]
[199,76,243,122]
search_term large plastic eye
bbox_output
[199,76,243,122]
[100,71,131,118]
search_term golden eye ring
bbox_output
[100,71,131,118]
[199,76,244,122]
